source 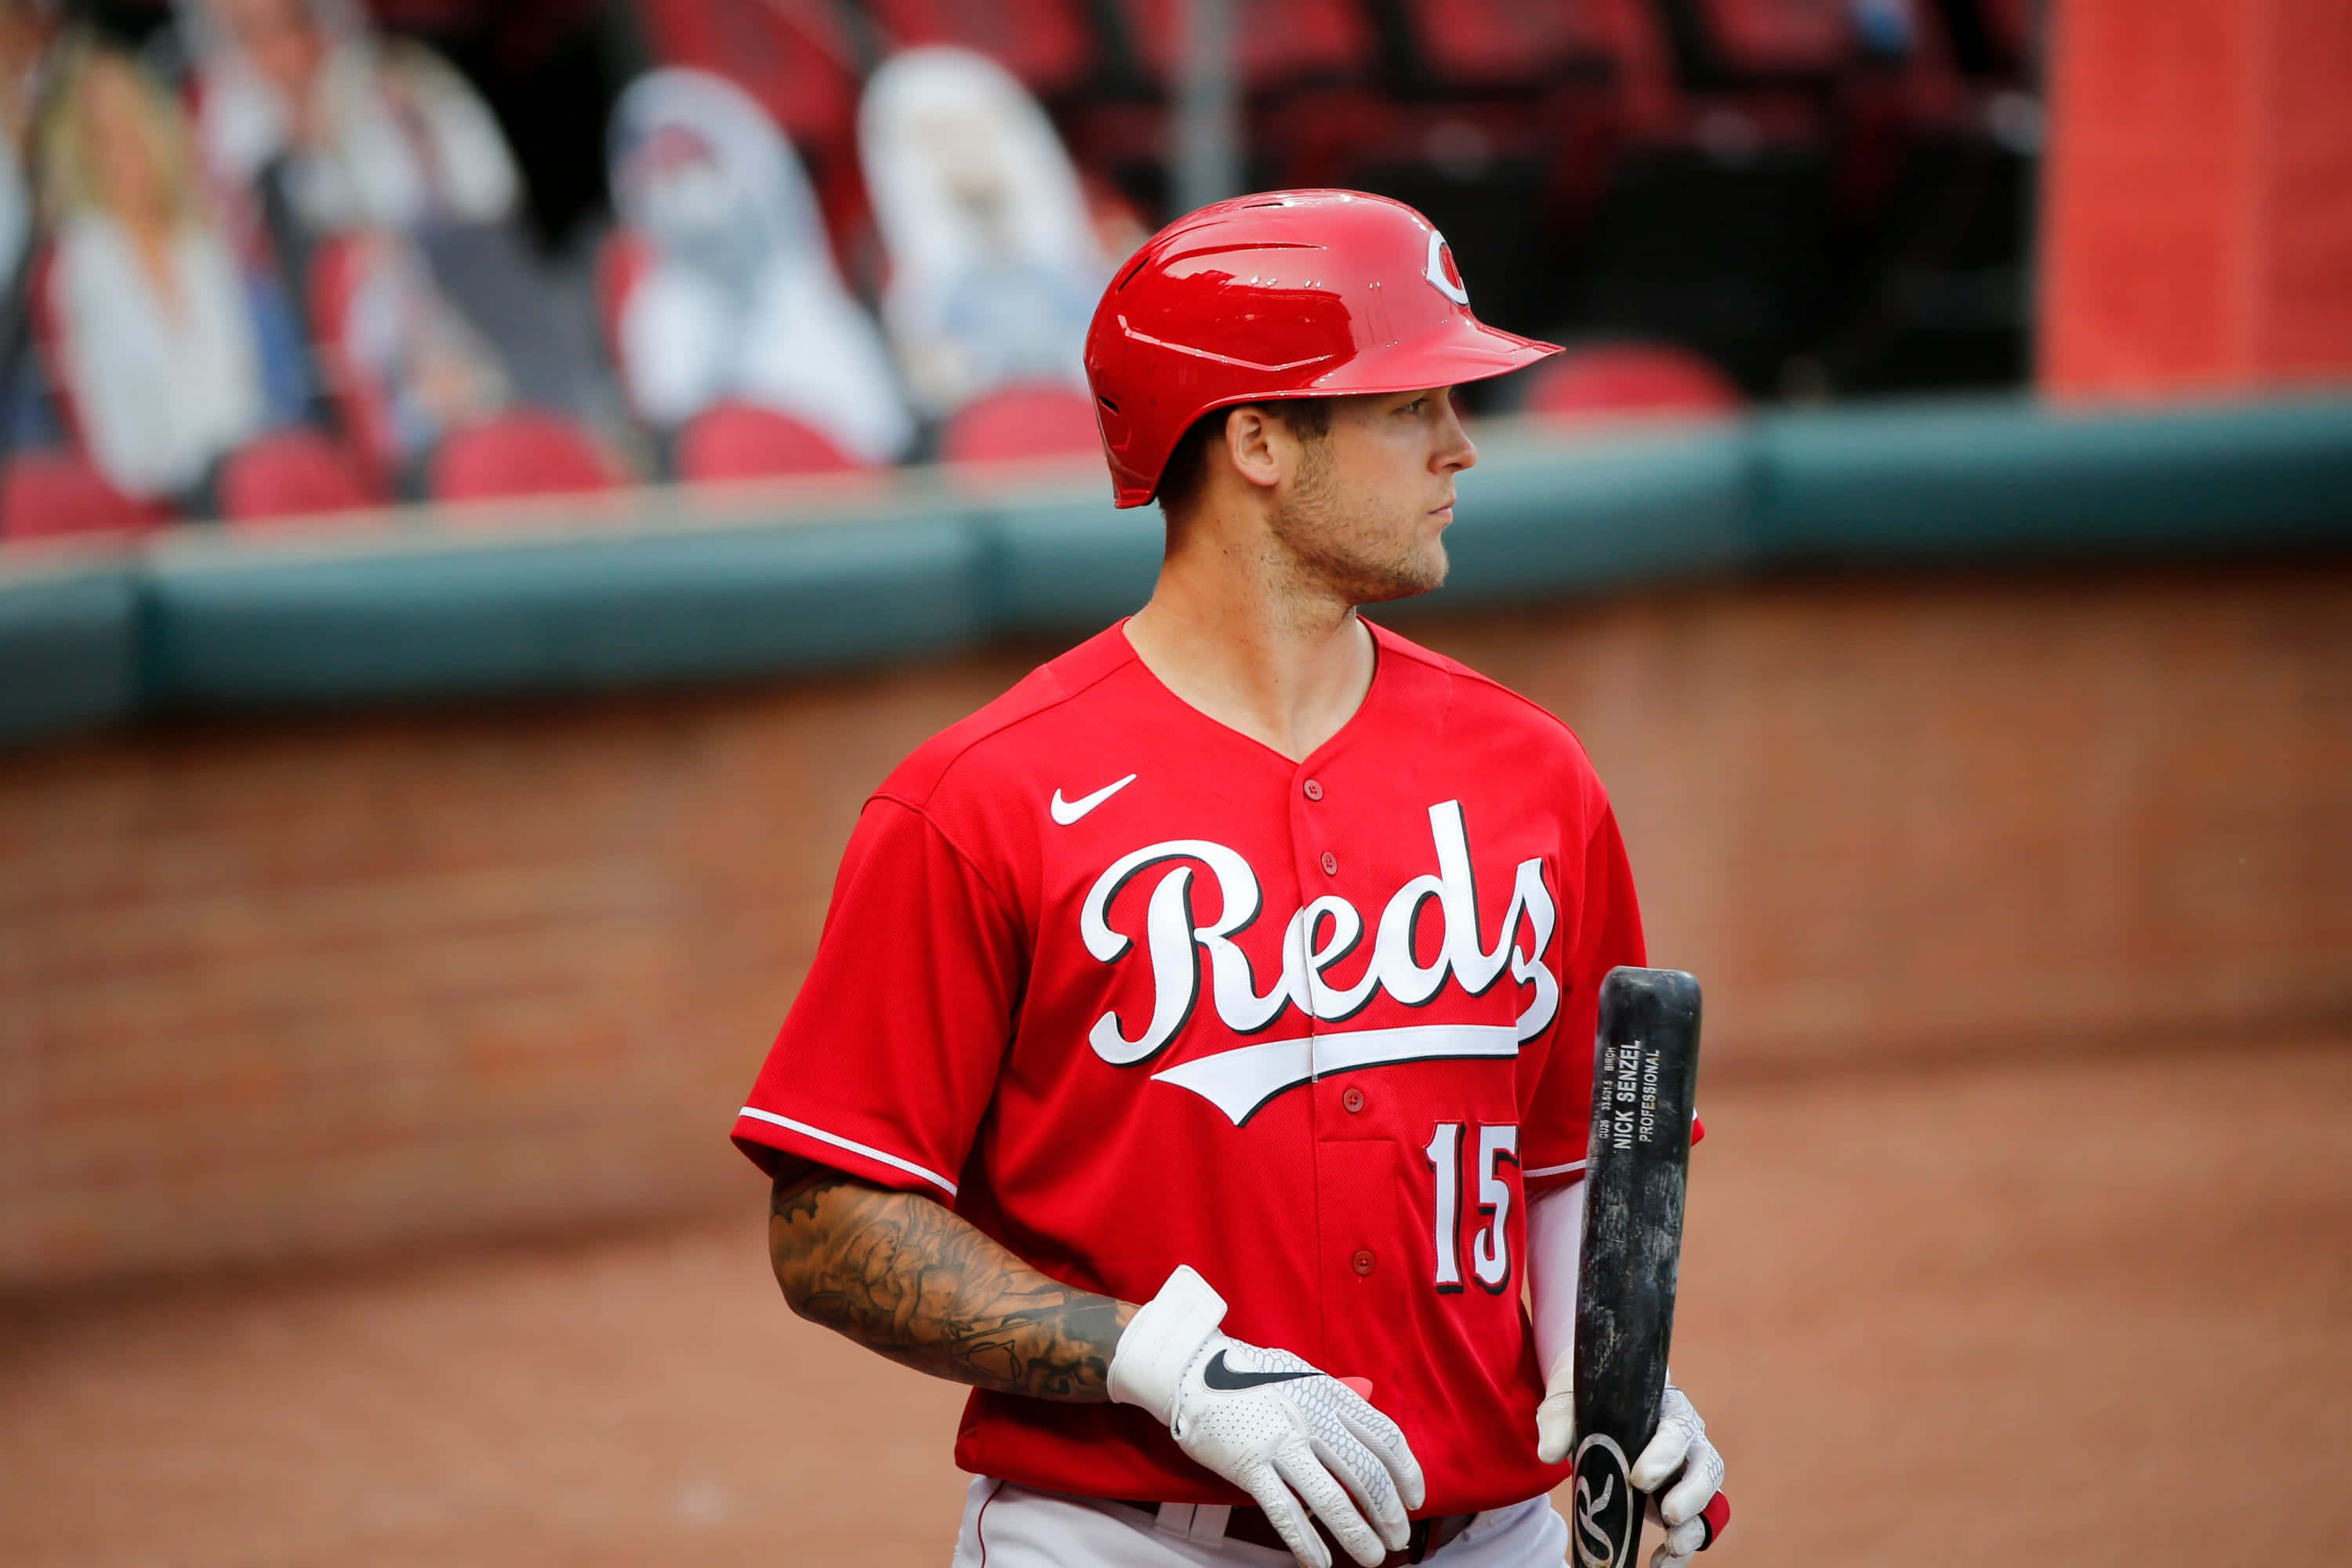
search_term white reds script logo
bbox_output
[1079,800,1555,1123]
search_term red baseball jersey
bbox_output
[734,619,1650,1515]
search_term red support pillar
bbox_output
[2039,0,2352,397]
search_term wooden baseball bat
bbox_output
[1570,967,1712,1567]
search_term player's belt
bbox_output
[1111,1498,1475,1565]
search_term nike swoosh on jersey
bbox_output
[1200,1350,1318,1392]
[1049,773,1138,825]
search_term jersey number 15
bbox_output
[1422,1122,1518,1293]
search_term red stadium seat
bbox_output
[862,0,1097,95]
[941,384,1100,466]
[676,402,868,482]
[0,452,168,541]
[428,410,626,504]
[1112,0,1374,93]
[1582,0,1687,139]
[1690,0,1853,78]
[1522,343,1744,419]
[219,429,383,524]
[1394,0,1615,90]
[629,0,859,165]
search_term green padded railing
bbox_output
[145,511,984,707]
[2,392,2347,747]
[0,560,141,744]
[1755,395,2352,558]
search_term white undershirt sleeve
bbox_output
[1526,1176,1585,1397]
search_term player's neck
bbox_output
[1126,543,1375,764]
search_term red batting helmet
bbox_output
[1083,189,1561,508]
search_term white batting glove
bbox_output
[1534,1356,1577,1465]
[1630,1381,1726,1567]
[1109,1265,1427,1568]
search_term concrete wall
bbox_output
[5,564,2347,1290]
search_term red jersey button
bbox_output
[1351,1248,1376,1276]
[1320,851,1338,876]
[1302,779,1324,801]
[1341,1086,1366,1113]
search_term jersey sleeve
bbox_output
[731,795,1025,1200]
[1520,801,1647,1190]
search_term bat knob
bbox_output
[1697,1490,1731,1551]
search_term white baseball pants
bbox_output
[949,1478,1568,1567]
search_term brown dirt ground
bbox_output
[5,1040,2349,1568]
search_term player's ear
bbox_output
[1223,406,1283,493]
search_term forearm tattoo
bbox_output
[768,1165,1137,1402]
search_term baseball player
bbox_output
[735,190,1730,1568]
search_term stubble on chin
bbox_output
[1268,473,1449,608]
[1308,522,1450,605]
[1393,536,1449,597]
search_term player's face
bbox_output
[1268,387,1477,605]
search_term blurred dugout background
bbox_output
[2,2,2350,1566]
[0,0,2046,527]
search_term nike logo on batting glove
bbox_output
[1109,1265,1425,1568]
[1200,1350,1318,1392]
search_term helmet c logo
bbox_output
[1424,230,1469,305]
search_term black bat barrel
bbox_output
[1570,967,1703,1568]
